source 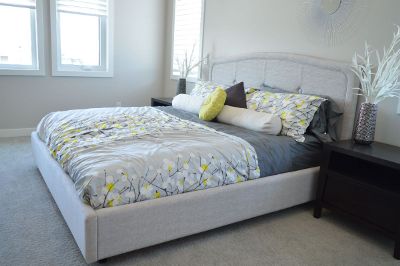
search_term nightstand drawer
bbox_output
[324,172,398,234]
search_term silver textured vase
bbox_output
[176,78,186,95]
[354,102,378,145]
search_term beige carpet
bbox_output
[0,136,397,266]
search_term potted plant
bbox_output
[174,44,204,95]
[352,25,400,144]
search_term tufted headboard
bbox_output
[209,53,359,140]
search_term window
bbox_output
[171,0,204,81]
[0,0,44,75]
[50,0,113,77]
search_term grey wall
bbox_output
[0,0,166,129]
[163,0,400,147]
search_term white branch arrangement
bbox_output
[175,44,204,79]
[352,25,400,104]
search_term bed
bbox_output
[31,53,358,263]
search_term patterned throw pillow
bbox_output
[246,90,326,142]
[190,81,227,98]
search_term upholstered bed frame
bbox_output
[32,53,358,263]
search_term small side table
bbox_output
[151,97,173,107]
[314,140,400,259]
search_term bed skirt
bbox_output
[31,132,319,263]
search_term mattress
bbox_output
[37,106,322,209]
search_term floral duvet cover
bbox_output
[38,107,260,209]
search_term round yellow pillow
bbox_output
[199,87,227,121]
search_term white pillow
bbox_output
[172,94,204,114]
[217,105,282,135]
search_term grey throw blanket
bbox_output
[159,107,322,177]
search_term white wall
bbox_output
[0,0,166,130]
[163,0,400,147]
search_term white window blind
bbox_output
[0,0,35,8]
[172,0,203,80]
[56,0,107,16]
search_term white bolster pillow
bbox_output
[217,105,282,135]
[172,94,204,114]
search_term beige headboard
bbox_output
[209,53,359,140]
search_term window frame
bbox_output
[0,0,45,76]
[50,0,114,78]
[170,0,205,83]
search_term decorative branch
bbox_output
[175,43,206,79]
[352,25,400,104]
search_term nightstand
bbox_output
[313,140,400,259]
[151,97,173,107]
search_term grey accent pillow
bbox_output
[225,82,247,109]
[307,98,342,142]
[261,84,343,142]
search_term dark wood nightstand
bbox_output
[314,140,400,259]
[151,97,173,107]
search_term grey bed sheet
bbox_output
[158,106,322,177]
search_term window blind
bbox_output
[57,0,107,16]
[172,0,203,79]
[0,0,36,8]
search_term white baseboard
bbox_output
[0,128,35,138]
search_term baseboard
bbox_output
[0,128,35,138]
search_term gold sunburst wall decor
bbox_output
[300,0,368,47]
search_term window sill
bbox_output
[170,75,198,83]
[0,69,45,76]
[52,69,114,78]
